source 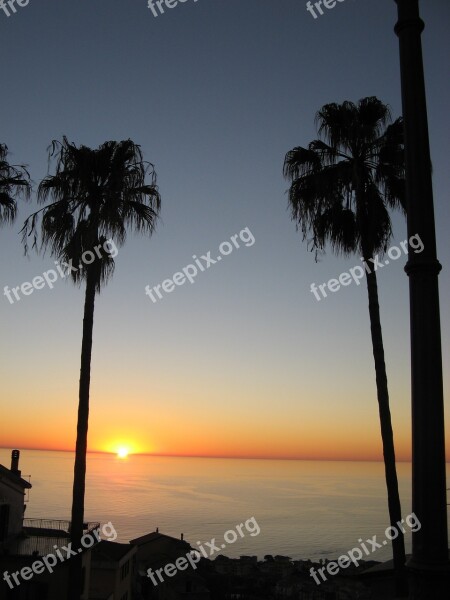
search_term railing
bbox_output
[23,518,100,536]
[23,519,70,533]
[3,520,101,556]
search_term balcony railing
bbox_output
[3,519,101,557]
[23,518,100,536]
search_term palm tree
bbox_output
[283,97,407,596]
[21,137,161,600]
[0,143,31,225]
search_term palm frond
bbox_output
[0,143,32,226]
[284,96,405,259]
[22,137,161,291]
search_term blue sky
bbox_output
[0,0,449,460]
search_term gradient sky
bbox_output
[0,0,449,461]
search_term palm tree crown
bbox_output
[283,96,405,259]
[22,136,161,287]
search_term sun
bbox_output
[117,447,129,459]
[101,439,141,457]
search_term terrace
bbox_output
[4,518,100,557]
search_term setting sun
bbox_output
[100,439,142,457]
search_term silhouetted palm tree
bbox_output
[22,137,161,600]
[283,97,407,596]
[0,143,31,225]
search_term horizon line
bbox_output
[0,445,417,463]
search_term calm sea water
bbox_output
[2,449,449,563]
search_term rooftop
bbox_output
[0,463,31,490]
[130,530,190,547]
[91,540,136,563]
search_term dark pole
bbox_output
[394,1,449,597]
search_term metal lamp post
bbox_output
[394,0,449,597]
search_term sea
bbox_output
[2,449,449,564]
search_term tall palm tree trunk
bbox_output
[365,265,407,597]
[68,270,97,600]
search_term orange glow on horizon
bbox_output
[2,391,447,462]
[0,436,419,462]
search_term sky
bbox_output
[0,0,449,462]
